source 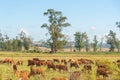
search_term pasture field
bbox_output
[0,51,120,80]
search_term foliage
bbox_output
[41,9,70,53]
[92,35,98,52]
[74,32,88,52]
[106,30,120,52]
[19,31,31,50]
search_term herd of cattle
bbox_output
[0,57,120,80]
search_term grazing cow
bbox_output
[47,63,56,71]
[97,67,108,78]
[13,64,19,76]
[16,60,23,65]
[3,58,14,65]
[83,64,92,72]
[46,60,53,65]
[13,64,17,71]
[28,66,44,78]
[53,59,60,63]
[56,64,68,72]
[39,60,46,66]
[51,77,67,80]
[78,58,93,64]
[19,70,29,80]
[69,71,81,80]
[33,58,39,61]
[70,61,79,69]
[61,59,67,65]
[27,60,35,66]
[116,59,120,67]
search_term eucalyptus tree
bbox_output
[19,31,31,50]
[100,37,104,51]
[93,35,98,52]
[116,22,120,28]
[106,30,116,52]
[41,9,70,53]
[74,32,87,52]
[84,34,90,52]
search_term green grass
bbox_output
[0,51,120,80]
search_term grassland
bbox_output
[0,51,120,80]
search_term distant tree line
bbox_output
[0,31,31,51]
[0,9,120,53]
[74,21,120,52]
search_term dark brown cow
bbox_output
[27,60,35,66]
[116,59,120,67]
[61,59,67,65]
[13,64,17,71]
[47,63,56,71]
[33,58,39,61]
[83,64,92,73]
[53,59,60,63]
[97,67,108,78]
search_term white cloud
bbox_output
[91,26,96,30]
[20,28,30,37]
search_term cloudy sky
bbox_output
[0,0,120,42]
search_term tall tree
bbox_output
[84,34,90,52]
[116,22,120,28]
[93,35,98,52]
[106,30,116,52]
[41,9,70,53]
[74,32,86,52]
[99,37,104,51]
[19,31,31,50]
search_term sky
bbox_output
[0,0,120,42]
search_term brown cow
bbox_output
[70,61,79,69]
[16,60,23,65]
[47,63,56,71]
[97,67,108,78]
[33,58,39,61]
[83,64,92,73]
[28,66,44,78]
[13,64,19,77]
[53,59,60,63]
[27,60,35,66]
[61,59,67,65]
[56,64,68,72]
[19,70,29,80]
